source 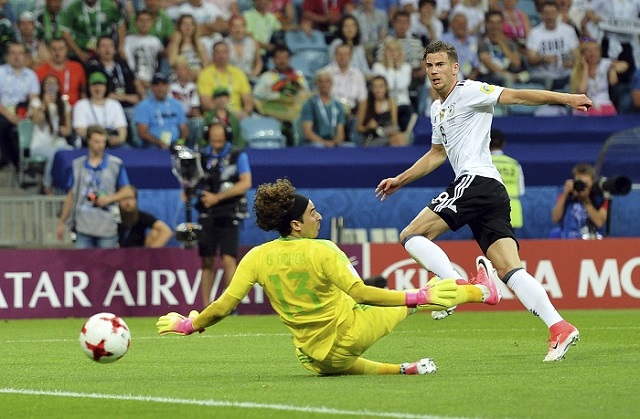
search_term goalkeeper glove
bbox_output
[156,310,204,335]
[404,278,458,308]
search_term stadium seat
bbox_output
[290,50,330,87]
[240,115,287,148]
[15,119,46,189]
[519,0,540,26]
[285,30,328,55]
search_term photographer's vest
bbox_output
[492,154,523,229]
[71,155,123,238]
[196,145,244,218]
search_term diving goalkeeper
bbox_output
[157,178,500,375]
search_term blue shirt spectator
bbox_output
[300,71,348,146]
[133,73,189,149]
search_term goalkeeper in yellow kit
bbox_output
[157,179,500,375]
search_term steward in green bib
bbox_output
[490,129,524,229]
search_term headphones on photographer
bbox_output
[202,118,233,144]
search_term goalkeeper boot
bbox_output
[543,320,579,362]
[473,256,501,305]
[431,306,456,320]
[401,358,437,375]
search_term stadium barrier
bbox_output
[1,238,638,319]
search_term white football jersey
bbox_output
[430,80,504,182]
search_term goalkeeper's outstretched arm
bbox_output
[156,293,241,335]
[193,293,241,329]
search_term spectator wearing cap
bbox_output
[60,0,126,64]
[34,0,65,46]
[202,86,244,148]
[134,72,189,150]
[86,36,142,145]
[197,41,253,118]
[73,71,128,148]
[16,11,50,68]
[35,37,87,106]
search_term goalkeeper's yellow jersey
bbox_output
[223,237,362,361]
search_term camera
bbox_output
[174,222,203,249]
[171,144,206,247]
[171,144,204,189]
[595,175,632,196]
[573,179,587,192]
[573,175,632,196]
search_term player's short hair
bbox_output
[423,40,458,63]
[254,179,305,237]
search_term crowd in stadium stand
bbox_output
[0,0,639,191]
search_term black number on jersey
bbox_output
[439,126,447,144]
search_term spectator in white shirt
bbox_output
[73,72,128,148]
[526,0,579,90]
[166,0,228,37]
[323,43,367,116]
[124,10,165,90]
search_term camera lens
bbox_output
[573,179,587,192]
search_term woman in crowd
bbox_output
[224,14,263,83]
[29,74,73,195]
[328,14,371,77]
[167,14,210,81]
[501,0,531,50]
[570,39,628,116]
[356,75,406,146]
[371,38,413,131]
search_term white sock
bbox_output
[506,269,563,327]
[403,235,460,279]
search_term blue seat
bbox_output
[285,30,328,55]
[519,0,540,26]
[240,115,287,148]
[290,50,330,86]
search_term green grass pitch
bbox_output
[1,309,639,418]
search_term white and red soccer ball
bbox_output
[79,313,131,363]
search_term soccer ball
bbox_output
[79,312,131,363]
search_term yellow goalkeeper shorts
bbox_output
[296,304,408,375]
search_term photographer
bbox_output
[56,125,134,248]
[551,163,608,239]
[192,120,251,307]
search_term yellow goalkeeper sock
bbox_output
[344,358,401,375]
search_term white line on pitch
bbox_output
[0,388,461,419]
[6,325,639,344]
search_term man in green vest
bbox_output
[490,129,524,230]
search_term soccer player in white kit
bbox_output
[376,40,593,362]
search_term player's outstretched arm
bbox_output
[498,88,593,112]
[156,294,241,335]
[376,145,447,201]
